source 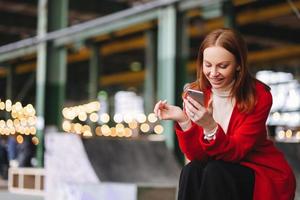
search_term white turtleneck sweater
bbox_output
[180,81,235,140]
[211,82,235,135]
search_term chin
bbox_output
[209,82,224,89]
[211,84,223,89]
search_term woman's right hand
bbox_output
[153,100,188,123]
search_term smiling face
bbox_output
[202,46,239,90]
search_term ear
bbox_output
[236,66,241,71]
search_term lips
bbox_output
[209,78,223,85]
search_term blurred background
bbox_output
[0,0,299,199]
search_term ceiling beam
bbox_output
[2,45,300,88]
[241,23,300,45]
[0,0,298,62]
[189,1,300,36]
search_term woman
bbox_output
[154,28,296,200]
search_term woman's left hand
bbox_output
[184,96,217,132]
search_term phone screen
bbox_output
[187,89,204,105]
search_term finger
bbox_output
[160,99,168,108]
[185,109,194,119]
[186,96,203,110]
[207,98,213,113]
[157,109,161,119]
[184,99,199,114]
[154,100,162,116]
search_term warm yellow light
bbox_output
[111,127,117,137]
[128,121,138,129]
[101,125,111,136]
[5,100,12,112]
[286,130,293,138]
[296,131,300,140]
[11,111,18,119]
[78,112,87,122]
[116,128,125,137]
[137,114,147,123]
[278,130,285,139]
[74,123,82,134]
[113,113,123,123]
[20,118,27,126]
[272,112,281,121]
[9,128,16,135]
[27,116,36,126]
[0,120,5,128]
[26,104,35,116]
[154,125,164,134]
[148,113,158,123]
[93,101,101,111]
[30,127,36,135]
[100,113,110,123]
[68,109,76,120]
[32,136,39,145]
[95,126,102,136]
[16,110,24,119]
[25,128,31,135]
[89,101,100,112]
[89,113,99,122]
[62,108,69,118]
[83,131,93,137]
[140,123,150,133]
[0,102,5,110]
[116,123,124,132]
[124,114,133,123]
[6,119,13,128]
[3,128,8,135]
[62,120,72,132]
[124,128,133,137]
[15,102,22,111]
[81,125,91,133]
[78,105,84,113]
[84,103,93,114]
[16,135,24,144]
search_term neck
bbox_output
[212,80,235,97]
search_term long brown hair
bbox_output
[188,28,256,113]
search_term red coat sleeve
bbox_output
[199,88,272,162]
[175,122,208,161]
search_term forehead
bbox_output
[203,46,235,63]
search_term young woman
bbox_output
[154,28,296,200]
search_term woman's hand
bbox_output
[154,100,188,123]
[184,96,217,132]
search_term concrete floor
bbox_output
[0,190,43,200]
[0,178,43,200]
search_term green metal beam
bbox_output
[174,11,189,164]
[88,43,99,100]
[144,30,156,114]
[6,65,13,101]
[0,46,37,63]
[223,0,236,29]
[0,0,220,62]
[36,0,48,167]
[45,0,68,129]
[54,11,160,47]
[157,6,177,150]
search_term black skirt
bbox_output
[178,160,255,200]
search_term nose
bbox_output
[210,66,218,77]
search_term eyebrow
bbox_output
[203,60,231,65]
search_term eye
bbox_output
[219,64,228,69]
[203,62,211,67]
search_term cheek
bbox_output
[203,67,210,76]
[222,69,236,79]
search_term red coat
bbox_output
[175,81,296,200]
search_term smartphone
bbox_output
[187,89,204,105]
